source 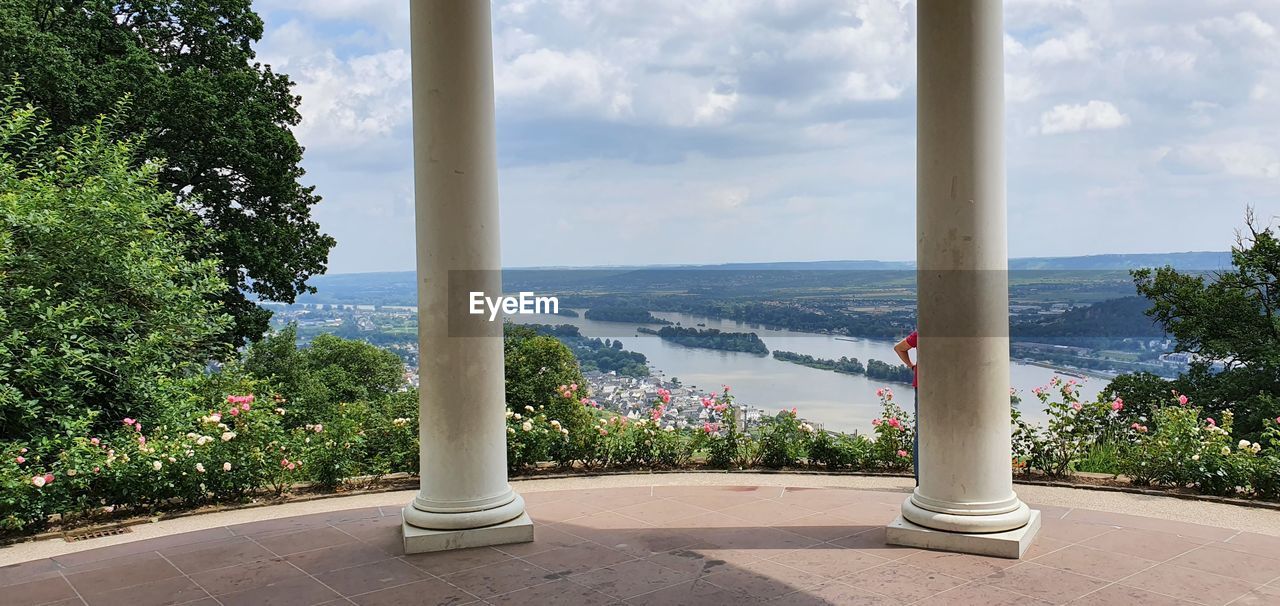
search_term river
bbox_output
[510,310,1105,433]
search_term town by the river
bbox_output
[510,309,1105,433]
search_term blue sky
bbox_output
[252,1,1280,274]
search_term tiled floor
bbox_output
[4,485,1280,605]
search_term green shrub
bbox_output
[758,409,812,469]
[808,431,872,469]
[869,388,913,470]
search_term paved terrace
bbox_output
[4,475,1280,605]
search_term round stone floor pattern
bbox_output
[4,484,1280,605]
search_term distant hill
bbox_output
[295,251,1228,305]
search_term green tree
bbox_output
[244,327,406,421]
[0,89,231,440]
[504,324,586,413]
[0,0,335,344]
[1133,209,1280,437]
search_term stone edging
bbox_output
[7,469,1279,546]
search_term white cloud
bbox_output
[495,49,634,119]
[1039,100,1130,135]
[1031,29,1097,64]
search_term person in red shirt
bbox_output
[893,330,918,485]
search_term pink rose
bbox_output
[43,473,53,485]
[1111,399,1123,411]
[229,408,240,416]
[134,422,142,432]
[90,437,100,446]
[876,388,885,397]
[241,402,251,411]
[888,418,902,429]
[122,418,135,426]
[1178,394,1189,406]
[1071,402,1082,411]
[1207,418,1216,426]
[872,419,882,427]
[15,456,25,464]
[897,450,908,458]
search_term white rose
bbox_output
[152,461,163,471]
[522,421,533,432]
[221,431,236,442]
[222,462,232,472]
[195,463,206,473]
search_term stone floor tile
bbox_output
[976,562,1110,605]
[827,527,921,560]
[399,546,512,576]
[314,557,426,597]
[1120,562,1257,606]
[190,557,306,596]
[523,540,636,575]
[776,581,898,605]
[624,578,752,606]
[160,536,276,573]
[81,575,208,606]
[719,499,820,525]
[215,573,341,606]
[283,541,395,575]
[347,577,478,606]
[5,573,78,606]
[766,513,874,543]
[1070,584,1199,605]
[1217,532,1280,559]
[254,526,358,556]
[765,545,892,579]
[611,500,714,526]
[569,558,695,599]
[1080,528,1201,561]
[1227,583,1280,606]
[1168,544,1280,584]
[916,583,1052,605]
[440,557,556,598]
[840,562,967,603]
[64,552,182,595]
[0,558,63,588]
[1030,543,1159,581]
[490,524,587,557]
[897,549,1021,580]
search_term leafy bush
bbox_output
[808,431,873,469]
[869,388,913,470]
[757,409,813,469]
[0,87,232,443]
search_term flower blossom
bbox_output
[152,461,163,471]
[521,421,533,432]
[1221,446,1232,456]
[897,450,909,458]
[195,463,205,473]
[15,456,24,464]
[1111,399,1124,412]
[872,418,882,427]
[221,431,236,442]
[1178,394,1189,406]
[32,475,47,487]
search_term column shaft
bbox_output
[903,0,1032,535]
[404,0,527,536]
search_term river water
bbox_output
[511,310,1104,433]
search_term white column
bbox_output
[886,0,1040,558]
[402,0,533,553]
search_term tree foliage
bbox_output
[244,326,407,422]
[0,87,231,440]
[1133,209,1280,436]
[0,0,335,344]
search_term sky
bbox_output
[252,0,1280,274]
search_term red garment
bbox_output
[905,330,918,388]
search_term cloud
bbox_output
[1039,100,1130,135]
[250,0,1280,272]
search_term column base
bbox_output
[403,512,535,554]
[886,510,1041,559]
